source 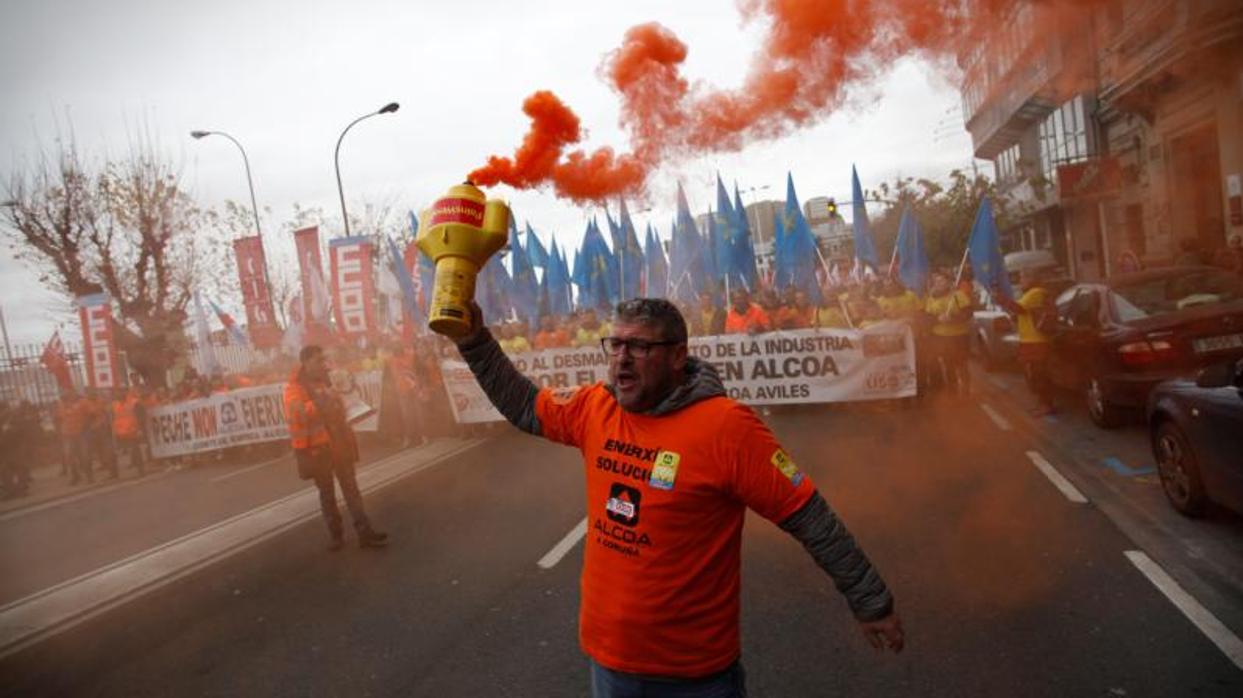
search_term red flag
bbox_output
[329,236,377,340]
[293,225,334,345]
[232,236,281,349]
[77,294,120,389]
[40,330,74,392]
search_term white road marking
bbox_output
[979,402,1012,431]
[1124,550,1243,670]
[538,518,588,569]
[0,471,171,523]
[1025,450,1088,504]
[210,454,289,483]
[0,437,484,659]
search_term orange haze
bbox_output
[468,1,1015,203]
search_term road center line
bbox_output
[979,402,1012,431]
[538,518,588,569]
[210,454,290,483]
[0,437,485,660]
[1124,550,1243,670]
[1025,450,1088,504]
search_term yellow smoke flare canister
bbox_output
[415,182,511,338]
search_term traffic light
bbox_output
[826,198,838,218]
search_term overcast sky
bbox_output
[0,0,980,345]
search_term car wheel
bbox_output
[1085,376,1124,429]
[1153,420,1208,517]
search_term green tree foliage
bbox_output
[866,169,1012,270]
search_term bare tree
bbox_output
[2,133,220,386]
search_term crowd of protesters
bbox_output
[0,335,469,500]
[481,269,985,402]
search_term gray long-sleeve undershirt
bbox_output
[456,328,542,435]
[456,328,894,622]
[780,491,895,621]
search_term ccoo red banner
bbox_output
[77,293,121,389]
[231,236,281,349]
[329,235,377,340]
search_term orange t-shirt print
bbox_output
[535,383,815,678]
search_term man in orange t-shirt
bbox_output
[454,297,902,696]
[723,288,770,335]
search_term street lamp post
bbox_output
[189,130,263,236]
[334,102,399,237]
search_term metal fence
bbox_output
[0,339,282,407]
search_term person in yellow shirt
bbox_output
[812,286,851,329]
[924,270,973,395]
[876,278,922,322]
[573,309,612,348]
[995,269,1055,416]
[845,287,883,328]
[497,322,533,354]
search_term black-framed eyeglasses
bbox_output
[600,336,680,358]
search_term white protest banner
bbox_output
[146,371,384,458]
[439,324,916,424]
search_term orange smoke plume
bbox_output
[470,1,996,203]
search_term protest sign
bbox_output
[439,324,916,424]
[146,371,383,458]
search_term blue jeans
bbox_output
[590,658,747,698]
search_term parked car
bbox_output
[1147,358,1243,517]
[1046,266,1243,428]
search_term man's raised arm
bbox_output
[452,304,542,436]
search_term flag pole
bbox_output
[812,245,834,283]
[953,244,970,287]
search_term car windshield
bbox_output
[1111,268,1243,321]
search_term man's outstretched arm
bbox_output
[453,305,542,436]
[780,491,905,652]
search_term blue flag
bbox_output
[772,207,789,291]
[644,223,668,298]
[525,222,549,269]
[669,184,709,304]
[967,196,1013,299]
[703,205,721,286]
[509,215,540,323]
[713,176,737,291]
[478,253,513,322]
[895,207,930,294]
[851,165,880,270]
[576,219,617,310]
[616,199,645,301]
[782,173,824,304]
[732,184,759,291]
[544,237,573,316]
[386,236,425,329]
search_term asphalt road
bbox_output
[1,392,1240,696]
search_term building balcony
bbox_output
[1098,0,1243,121]
[964,39,1064,159]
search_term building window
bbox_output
[994,144,1021,184]
[1039,95,1090,182]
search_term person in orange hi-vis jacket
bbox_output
[285,345,388,551]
